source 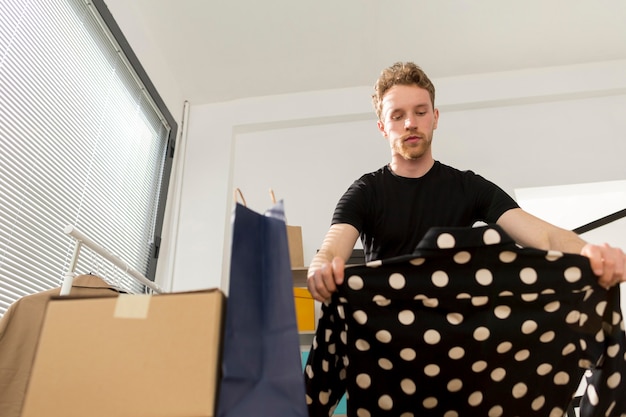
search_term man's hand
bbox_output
[581,243,626,289]
[307,256,346,302]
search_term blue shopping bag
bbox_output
[217,202,308,417]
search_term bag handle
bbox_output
[233,188,247,206]
[269,188,290,224]
[234,189,288,222]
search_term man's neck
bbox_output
[389,155,435,178]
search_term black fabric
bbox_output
[304,225,626,417]
[331,162,519,262]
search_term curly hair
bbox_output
[372,62,436,121]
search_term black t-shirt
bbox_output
[332,161,519,261]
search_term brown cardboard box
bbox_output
[286,225,304,267]
[21,289,224,417]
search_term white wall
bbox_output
[103,0,184,113]
[169,60,626,292]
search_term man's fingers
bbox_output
[581,244,604,276]
[307,264,334,302]
[307,271,325,302]
[601,244,625,287]
[307,259,348,302]
[332,257,346,285]
[581,243,626,289]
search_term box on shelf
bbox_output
[287,225,304,268]
[21,289,225,417]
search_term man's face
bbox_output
[377,84,439,161]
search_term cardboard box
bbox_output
[21,289,225,417]
[293,287,315,332]
[286,225,304,267]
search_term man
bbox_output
[307,61,625,302]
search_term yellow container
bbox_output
[293,287,315,331]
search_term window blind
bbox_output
[0,0,175,315]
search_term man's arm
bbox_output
[497,208,625,288]
[497,208,586,253]
[307,223,359,302]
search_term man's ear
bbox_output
[377,120,388,137]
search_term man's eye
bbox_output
[416,112,426,116]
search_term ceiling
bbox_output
[125,0,626,105]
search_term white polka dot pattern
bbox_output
[304,225,626,417]
[437,233,455,249]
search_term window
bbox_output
[0,0,176,315]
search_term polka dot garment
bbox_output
[304,225,626,417]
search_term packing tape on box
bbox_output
[113,294,151,319]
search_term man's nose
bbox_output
[404,114,417,129]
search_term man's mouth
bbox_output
[404,135,421,142]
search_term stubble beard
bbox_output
[395,135,432,161]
